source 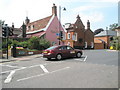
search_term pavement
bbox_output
[0,54,43,63]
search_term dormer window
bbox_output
[33,25,34,28]
[31,25,34,30]
[28,26,31,30]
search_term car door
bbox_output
[66,46,76,57]
[59,46,70,58]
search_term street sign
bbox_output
[56,33,59,36]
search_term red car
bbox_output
[43,45,83,60]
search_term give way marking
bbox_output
[74,56,87,62]
[4,70,16,83]
[40,65,49,73]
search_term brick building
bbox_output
[64,15,94,49]
[94,30,117,49]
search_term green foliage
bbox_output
[18,41,28,48]
[109,23,118,31]
[110,36,120,50]
[11,40,19,46]
[2,36,51,51]
[39,39,50,50]
[27,37,40,50]
[27,37,50,50]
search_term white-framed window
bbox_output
[85,42,87,48]
[67,33,71,39]
[91,42,94,48]
[74,33,77,41]
[63,33,66,40]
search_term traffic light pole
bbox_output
[6,36,8,59]
[5,24,9,59]
[6,27,9,59]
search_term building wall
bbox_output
[85,30,94,49]
[94,43,104,49]
[46,16,65,45]
[73,28,85,49]
[94,36,110,49]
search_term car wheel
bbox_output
[76,52,82,58]
[56,54,62,60]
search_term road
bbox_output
[0,50,119,88]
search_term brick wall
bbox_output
[94,36,110,49]
[85,29,94,48]
[94,43,104,49]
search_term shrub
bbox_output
[27,37,40,50]
[110,36,120,50]
[39,39,50,50]
[18,41,28,48]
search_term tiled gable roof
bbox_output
[27,15,52,32]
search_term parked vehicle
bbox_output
[42,45,83,60]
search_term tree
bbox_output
[109,23,118,31]
[94,28,104,35]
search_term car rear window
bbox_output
[46,46,58,50]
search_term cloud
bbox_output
[0,0,56,27]
[58,0,119,3]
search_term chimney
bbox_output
[87,20,90,29]
[76,15,80,19]
[52,3,57,16]
[25,17,30,25]
[12,23,14,28]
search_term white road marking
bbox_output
[29,64,46,68]
[50,61,65,64]
[74,56,87,62]
[4,70,16,83]
[83,56,87,62]
[40,65,49,73]
[17,67,70,82]
[1,67,26,74]
[1,64,47,74]
[74,59,83,61]
[0,64,19,68]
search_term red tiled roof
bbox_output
[26,31,46,38]
[27,15,52,32]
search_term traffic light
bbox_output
[60,31,63,40]
[2,24,14,37]
[2,26,7,37]
[8,27,13,36]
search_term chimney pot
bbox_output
[52,3,57,16]
[87,20,90,29]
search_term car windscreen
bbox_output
[46,46,58,50]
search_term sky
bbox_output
[0,0,119,31]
